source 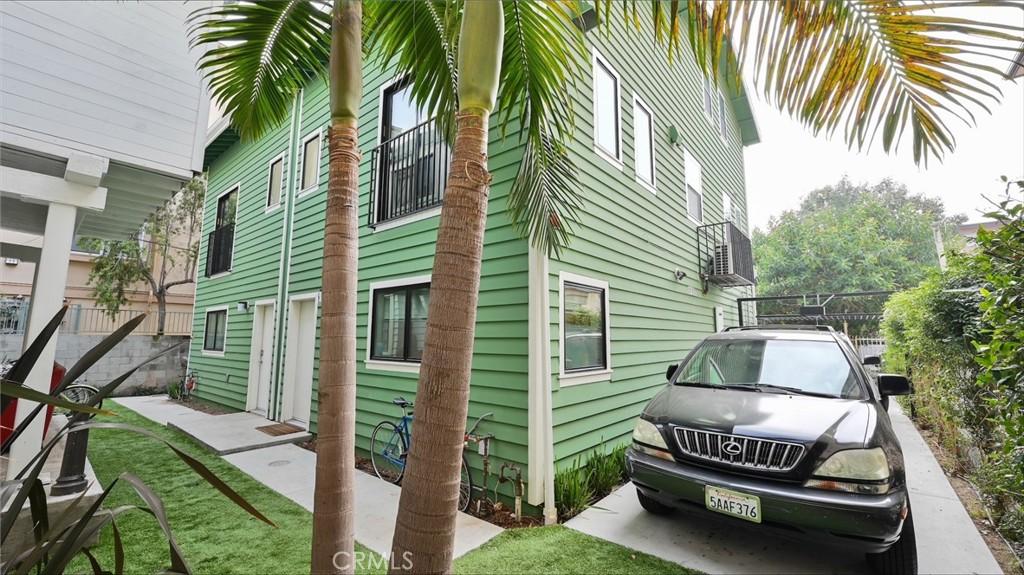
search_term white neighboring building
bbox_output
[0,1,209,476]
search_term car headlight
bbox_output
[632,419,674,461]
[806,447,891,494]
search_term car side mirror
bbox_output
[665,364,678,382]
[878,374,912,396]
[863,356,881,366]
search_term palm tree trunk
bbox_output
[389,3,503,573]
[311,1,361,574]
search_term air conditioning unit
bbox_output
[702,222,755,288]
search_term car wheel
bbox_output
[636,489,674,515]
[866,505,918,575]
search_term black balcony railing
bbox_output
[697,221,755,290]
[206,224,234,276]
[369,118,450,227]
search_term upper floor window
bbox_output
[632,97,655,190]
[685,151,703,223]
[718,92,729,143]
[300,131,321,193]
[723,193,734,222]
[593,52,621,163]
[267,155,284,208]
[206,187,236,276]
[561,274,610,376]
[703,76,714,120]
[203,308,227,353]
[370,280,430,363]
[371,78,449,226]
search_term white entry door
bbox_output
[281,295,317,428]
[247,302,275,414]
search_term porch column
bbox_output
[6,202,77,479]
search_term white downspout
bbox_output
[527,243,557,524]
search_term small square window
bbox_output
[300,133,320,191]
[203,309,227,352]
[267,157,283,207]
[562,279,609,373]
[370,282,430,363]
[593,53,621,161]
[633,98,655,189]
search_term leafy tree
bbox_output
[753,177,965,297]
[83,177,204,336]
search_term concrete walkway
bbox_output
[111,396,503,559]
[567,402,1002,575]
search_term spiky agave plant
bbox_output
[1,308,274,574]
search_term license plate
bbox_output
[705,485,761,523]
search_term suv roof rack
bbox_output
[724,324,836,333]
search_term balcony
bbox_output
[697,221,755,289]
[368,118,450,227]
[206,224,233,276]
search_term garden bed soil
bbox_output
[170,396,233,416]
[915,423,1024,575]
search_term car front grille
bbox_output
[673,427,805,472]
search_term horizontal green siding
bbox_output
[550,15,754,468]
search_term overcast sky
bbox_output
[743,7,1024,231]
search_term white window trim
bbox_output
[297,128,323,197]
[209,183,240,278]
[631,94,656,194]
[702,75,715,124]
[365,274,431,374]
[372,205,442,233]
[684,150,704,225]
[558,271,612,387]
[723,192,735,223]
[265,152,286,213]
[201,305,229,356]
[718,90,730,146]
[591,49,623,169]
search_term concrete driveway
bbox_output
[567,403,1002,574]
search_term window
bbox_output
[561,274,610,376]
[203,309,227,353]
[676,339,864,399]
[374,77,449,225]
[685,151,703,222]
[633,97,655,189]
[718,92,729,142]
[300,132,321,192]
[206,187,237,276]
[370,281,430,363]
[267,156,284,208]
[593,52,621,162]
[703,76,714,120]
[723,193,734,222]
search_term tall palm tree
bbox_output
[369,1,1020,572]
[188,2,361,573]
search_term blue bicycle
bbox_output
[370,396,473,511]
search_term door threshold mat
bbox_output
[257,422,305,437]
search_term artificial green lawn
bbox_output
[71,403,696,574]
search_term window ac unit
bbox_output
[702,222,755,287]
[713,243,734,276]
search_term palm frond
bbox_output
[607,0,1022,165]
[366,0,587,255]
[188,0,332,141]
[364,0,462,140]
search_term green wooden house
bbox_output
[189,12,759,516]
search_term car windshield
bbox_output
[675,339,864,399]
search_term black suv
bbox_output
[626,326,916,574]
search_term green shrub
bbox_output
[587,446,624,497]
[610,443,629,482]
[554,457,592,520]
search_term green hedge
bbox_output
[882,182,1023,547]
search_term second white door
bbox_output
[281,296,317,428]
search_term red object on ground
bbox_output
[0,362,65,447]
